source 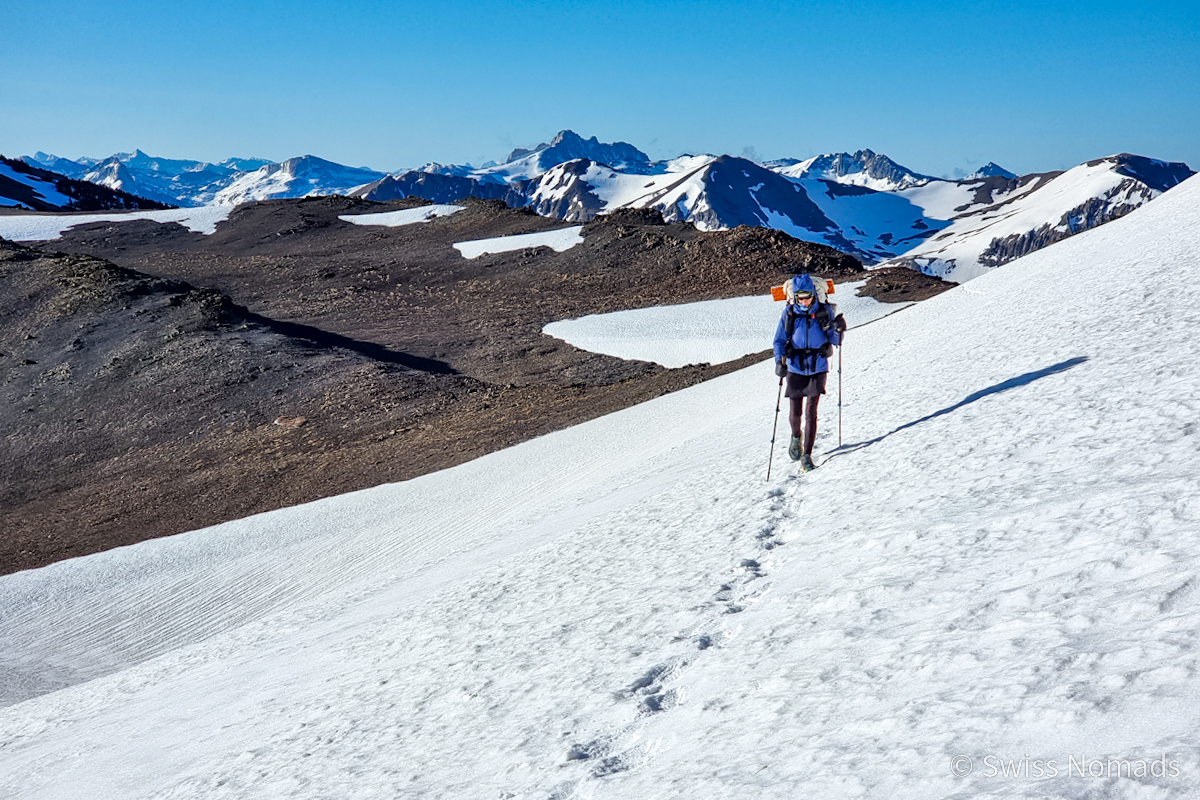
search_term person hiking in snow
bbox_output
[773,274,845,471]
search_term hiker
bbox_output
[772,274,845,471]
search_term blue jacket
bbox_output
[773,301,841,375]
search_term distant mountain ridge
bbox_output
[212,157,386,206]
[16,133,1195,282]
[1,155,174,212]
[20,149,373,208]
[886,154,1194,281]
[352,136,1192,279]
[771,149,937,192]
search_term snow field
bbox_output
[1,175,1199,798]
[595,175,1200,799]
[0,361,786,798]
[798,177,956,256]
[542,280,911,368]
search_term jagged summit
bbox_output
[504,130,654,175]
[773,149,937,191]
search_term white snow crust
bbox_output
[453,226,584,258]
[3,175,1200,799]
[337,204,464,227]
[543,281,909,368]
[0,206,234,241]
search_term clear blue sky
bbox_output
[4,0,1198,177]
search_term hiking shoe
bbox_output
[800,453,816,472]
[788,436,802,461]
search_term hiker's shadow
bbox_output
[827,357,1088,459]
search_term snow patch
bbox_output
[338,204,464,227]
[543,281,908,367]
[0,206,234,241]
[453,226,584,258]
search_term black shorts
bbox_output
[784,371,827,399]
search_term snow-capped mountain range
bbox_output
[211,157,387,206]
[18,149,383,208]
[0,155,173,213]
[16,131,1194,283]
[351,132,1194,282]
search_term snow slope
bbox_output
[543,280,909,368]
[0,162,75,209]
[884,156,1189,281]
[2,176,1200,799]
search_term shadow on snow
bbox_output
[828,356,1089,459]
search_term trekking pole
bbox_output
[835,345,844,450]
[766,373,785,481]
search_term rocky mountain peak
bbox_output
[505,130,653,175]
[967,162,1018,180]
[1096,153,1194,192]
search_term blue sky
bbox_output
[4,0,1198,177]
